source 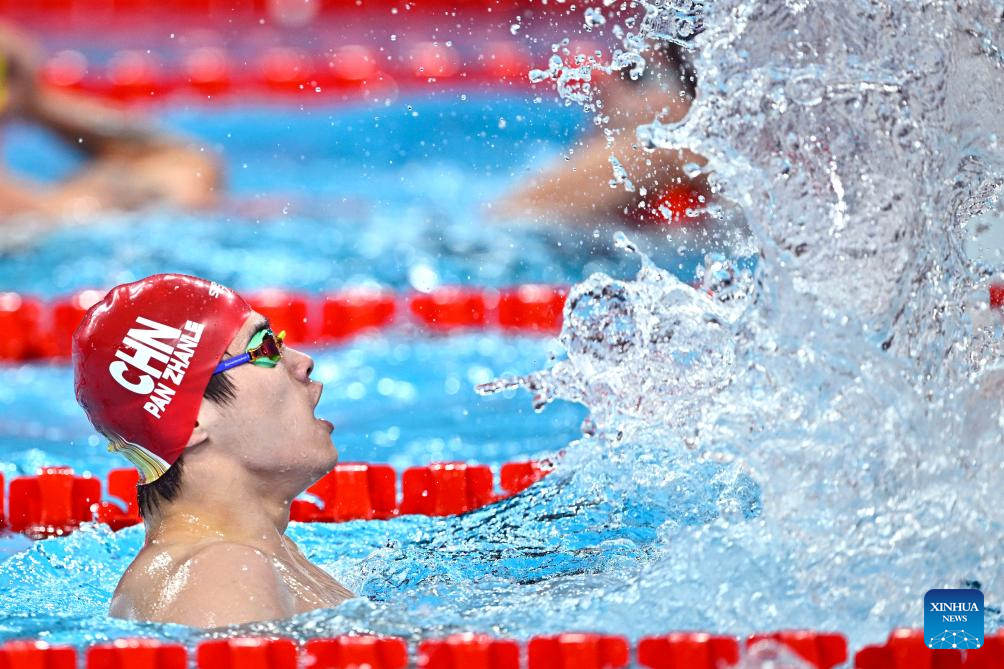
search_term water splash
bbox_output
[496,0,1004,648]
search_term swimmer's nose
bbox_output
[285,346,315,383]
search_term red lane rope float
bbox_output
[527,634,630,669]
[197,638,298,669]
[7,465,101,539]
[399,462,496,516]
[0,640,77,669]
[637,632,741,668]
[746,631,847,668]
[1,460,551,539]
[304,636,408,669]
[36,41,537,105]
[87,638,187,669]
[855,628,1004,668]
[418,634,521,669]
[0,284,569,363]
[290,462,398,522]
[4,631,1004,669]
[410,286,493,331]
[991,282,1004,310]
[498,285,568,333]
[322,288,397,342]
[3,278,996,364]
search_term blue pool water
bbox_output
[0,93,717,296]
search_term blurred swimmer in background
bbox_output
[0,22,220,222]
[495,42,708,228]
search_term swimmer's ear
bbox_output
[185,423,210,450]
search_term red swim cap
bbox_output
[72,274,252,483]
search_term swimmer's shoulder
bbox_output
[110,540,294,628]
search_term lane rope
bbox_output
[0,284,570,362]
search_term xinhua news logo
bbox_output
[924,589,984,650]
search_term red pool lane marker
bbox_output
[499,460,550,496]
[327,45,380,85]
[990,283,1004,309]
[96,468,142,531]
[196,638,298,669]
[637,632,740,668]
[400,462,496,516]
[0,284,566,362]
[321,289,397,341]
[853,628,1004,668]
[0,640,77,669]
[259,47,314,95]
[747,630,847,669]
[498,285,567,334]
[304,636,408,669]
[7,466,101,539]
[409,287,493,331]
[40,46,539,104]
[411,42,461,80]
[86,638,186,669]
[290,462,397,522]
[0,472,4,532]
[527,633,630,669]
[0,293,49,361]
[50,289,104,359]
[418,634,521,669]
[3,0,562,18]
[107,50,164,101]
[2,633,1000,668]
[184,47,232,96]
[1,459,549,538]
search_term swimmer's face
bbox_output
[202,312,338,490]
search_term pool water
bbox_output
[0,87,759,648]
[0,93,725,295]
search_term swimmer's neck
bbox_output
[143,477,294,551]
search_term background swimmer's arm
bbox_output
[27,88,172,158]
[0,161,198,221]
[152,543,295,629]
[494,132,704,223]
[0,22,221,214]
[0,169,50,217]
[0,21,160,156]
[28,90,223,208]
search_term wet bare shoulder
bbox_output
[108,543,185,620]
[112,542,295,628]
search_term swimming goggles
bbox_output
[213,328,286,375]
[0,55,8,116]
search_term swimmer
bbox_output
[495,42,708,227]
[73,274,352,628]
[0,22,220,221]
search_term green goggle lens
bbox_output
[247,328,285,367]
